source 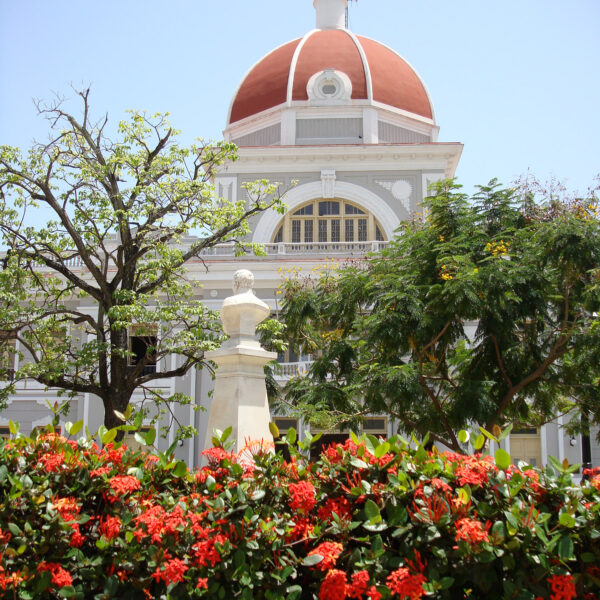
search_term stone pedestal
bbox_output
[203,270,276,453]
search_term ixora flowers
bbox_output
[0,430,598,599]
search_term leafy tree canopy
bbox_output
[279,179,600,452]
[0,89,284,434]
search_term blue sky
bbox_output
[1,0,598,197]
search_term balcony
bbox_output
[198,241,389,258]
[273,361,312,381]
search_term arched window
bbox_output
[272,199,386,243]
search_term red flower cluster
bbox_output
[69,523,86,547]
[548,574,577,600]
[133,504,187,543]
[0,527,12,545]
[192,534,227,568]
[386,567,426,599]
[347,570,370,599]
[0,568,24,591]
[454,459,492,487]
[317,496,353,522]
[151,558,188,586]
[54,496,80,522]
[289,480,316,513]
[38,562,73,588]
[90,466,112,478]
[308,541,344,571]
[108,475,141,496]
[99,515,122,540]
[454,517,491,547]
[319,569,347,600]
[38,451,65,472]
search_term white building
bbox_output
[1,0,595,471]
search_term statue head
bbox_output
[232,269,255,295]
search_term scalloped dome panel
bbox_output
[228,30,433,125]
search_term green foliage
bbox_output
[280,179,600,451]
[0,89,285,431]
[0,428,598,598]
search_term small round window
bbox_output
[321,83,337,95]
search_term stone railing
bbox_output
[274,361,312,380]
[199,241,389,257]
[12,240,389,272]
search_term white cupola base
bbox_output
[313,0,347,29]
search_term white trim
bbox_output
[557,415,565,463]
[356,34,437,124]
[345,29,373,100]
[422,173,445,200]
[541,424,548,466]
[287,30,317,105]
[252,180,399,243]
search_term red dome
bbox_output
[228,29,433,125]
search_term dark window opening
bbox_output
[130,335,157,374]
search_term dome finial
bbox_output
[313,0,348,30]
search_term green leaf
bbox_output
[559,512,575,528]
[113,410,127,422]
[374,441,390,459]
[302,554,323,567]
[458,487,470,504]
[479,426,498,442]
[268,421,280,438]
[494,448,511,470]
[363,522,388,532]
[221,426,233,442]
[440,577,454,589]
[144,427,156,445]
[581,552,596,562]
[364,499,381,524]
[8,420,18,435]
[548,455,564,473]
[458,430,469,444]
[173,460,188,478]
[7,523,21,536]
[286,427,297,445]
[350,457,368,469]
[134,432,147,446]
[557,535,574,559]
[286,585,303,600]
[497,424,513,441]
[473,434,485,450]
[58,586,76,598]
[68,420,83,436]
[101,428,117,445]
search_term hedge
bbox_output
[0,426,599,599]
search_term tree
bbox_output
[0,89,284,433]
[279,179,600,453]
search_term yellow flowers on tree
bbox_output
[0,89,284,436]
[280,179,600,452]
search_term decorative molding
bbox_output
[307,69,352,105]
[321,169,336,198]
[252,180,399,242]
[375,179,413,212]
[215,177,237,203]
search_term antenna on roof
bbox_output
[345,0,357,29]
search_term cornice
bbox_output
[216,143,463,178]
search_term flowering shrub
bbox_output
[0,428,599,599]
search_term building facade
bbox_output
[1,0,595,471]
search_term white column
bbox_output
[362,108,378,144]
[281,109,297,145]
[203,270,276,453]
